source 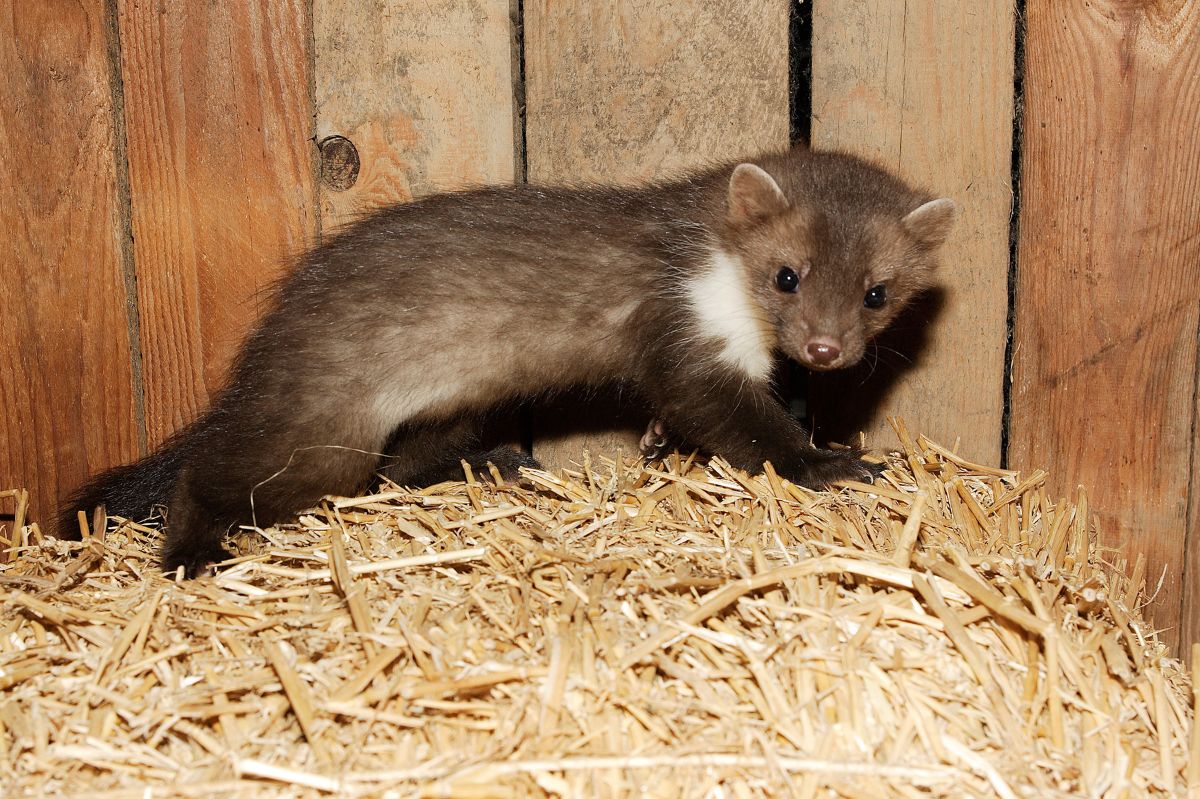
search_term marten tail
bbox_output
[56,443,188,540]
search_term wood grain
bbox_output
[808,1,1015,466]
[524,0,790,468]
[0,0,139,525]
[118,0,317,448]
[1010,2,1200,652]
[312,0,518,230]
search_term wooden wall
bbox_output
[118,1,318,448]
[4,1,1200,650]
[1,0,140,533]
[312,0,517,230]
[1011,2,1200,652]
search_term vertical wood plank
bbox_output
[1011,2,1200,651]
[0,1,139,525]
[524,0,790,468]
[311,1,519,461]
[312,0,518,230]
[118,1,318,448]
[809,1,1015,466]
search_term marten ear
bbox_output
[903,198,958,246]
[727,164,789,227]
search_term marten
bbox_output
[60,146,957,577]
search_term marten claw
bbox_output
[639,419,669,458]
[857,459,887,485]
[831,453,886,486]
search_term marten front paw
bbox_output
[773,449,883,490]
[857,458,887,484]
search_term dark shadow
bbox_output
[476,407,527,455]
[805,287,948,444]
[789,0,813,145]
[526,383,652,460]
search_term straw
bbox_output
[0,427,1190,797]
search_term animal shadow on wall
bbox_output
[805,286,947,445]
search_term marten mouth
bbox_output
[786,348,847,372]
[798,359,842,372]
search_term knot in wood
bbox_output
[319,136,360,192]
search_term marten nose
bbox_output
[805,338,842,366]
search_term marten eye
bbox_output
[864,284,887,308]
[775,267,800,293]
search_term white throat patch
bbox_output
[687,249,775,381]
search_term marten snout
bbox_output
[803,336,842,368]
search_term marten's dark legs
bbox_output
[161,439,389,576]
[377,418,540,486]
[639,360,879,488]
[161,471,240,578]
[161,415,541,577]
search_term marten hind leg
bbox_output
[161,434,391,577]
[465,447,541,483]
[377,418,541,487]
[161,468,239,578]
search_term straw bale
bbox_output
[0,423,1194,797]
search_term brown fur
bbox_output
[60,146,956,576]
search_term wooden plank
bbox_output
[808,1,1015,466]
[117,0,318,448]
[0,1,139,525]
[524,0,790,468]
[312,0,518,231]
[1010,2,1200,652]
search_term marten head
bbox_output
[715,150,957,373]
